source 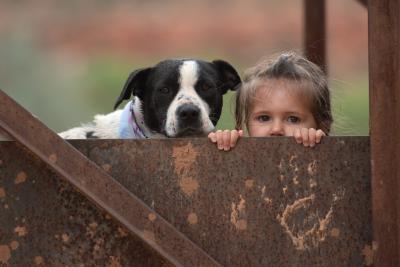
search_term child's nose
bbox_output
[270,120,284,136]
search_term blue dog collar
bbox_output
[118,101,147,139]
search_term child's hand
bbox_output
[208,130,244,151]
[293,128,325,147]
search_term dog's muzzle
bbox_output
[175,103,204,136]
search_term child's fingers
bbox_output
[308,128,317,147]
[301,128,310,147]
[208,132,217,143]
[223,130,231,151]
[230,130,241,148]
[294,128,302,144]
[315,129,326,143]
[215,130,224,150]
[238,130,244,137]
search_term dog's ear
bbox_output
[212,60,241,94]
[114,68,151,110]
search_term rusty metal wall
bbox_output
[369,0,400,265]
[0,137,371,266]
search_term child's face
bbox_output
[247,79,317,137]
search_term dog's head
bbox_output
[114,59,241,137]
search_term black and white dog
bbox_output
[59,59,241,139]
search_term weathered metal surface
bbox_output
[0,137,371,266]
[304,0,326,73]
[0,90,221,267]
[369,0,400,266]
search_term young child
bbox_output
[208,52,333,150]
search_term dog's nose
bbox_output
[177,104,200,123]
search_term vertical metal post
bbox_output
[369,0,400,265]
[304,0,327,73]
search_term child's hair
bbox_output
[235,51,333,134]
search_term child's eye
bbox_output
[287,116,300,123]
[257,115,270,122]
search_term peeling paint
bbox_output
[309,178,317,188]
[179,176,199,196]
[15,171,27,184]
[264,197,272,205]
[277,194,334,250]
[293,175,299,185]
[14,226,27,236]
[148,213,156,222]
[9,241,19,250]
[172,143,198,175]
[172,143,200,196]
[0,187,5,198]
[231,195,247,230]
[0,245,11,264]
[187,212,198,225]
[307,160,317,176]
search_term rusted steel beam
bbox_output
[369,0,400,266]
[304,0,327,73]
[0,138,371,266]
[0,90,221,267]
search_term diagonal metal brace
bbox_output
[0,90,221,267]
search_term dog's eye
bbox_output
[201,84,211,91]
[159,87,170,94]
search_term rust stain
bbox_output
[330,228,340,237]
[362,245,374,266]
[34,256,44,265]
[14,226,27,236]
[117,227,128,237]
[293,175,299,185]
[172,143,198,175]
[15,171,27,184]
[48,154,57,163]
[61,233,70,243]
[109,255,122,267]
[187,212,198,225]
[264,197,272,205]
[89,222,98,229]
[179,176,199,196]
[172,143,200,197]
[102,164,112,172]
[148,213,157,222]
[0,245,11,264]
[309,178,317,188]
[9,241,19,250]
[231,195,247,230]
[245,179,254,188]
[0,187,5,198]
[277,194,335,250]
[307,160,317,176]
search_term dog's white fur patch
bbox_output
[59,110,122,139]
[165,60,214,137]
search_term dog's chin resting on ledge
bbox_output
[59,58,241,139]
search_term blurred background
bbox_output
[0,0,368,135]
